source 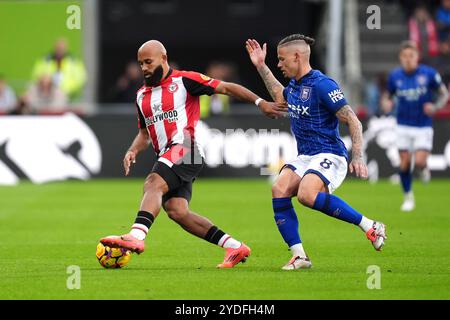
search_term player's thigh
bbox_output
[143,172,170,194]
[301,153,348,195]
[413,127,433,160]
[297,173,327,207]
[396,125,413,154]
[272,166,302,198]
[162,179,193,219]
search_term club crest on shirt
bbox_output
[300,86,312,102]
[416,75,427,86]
[168,83,179,93]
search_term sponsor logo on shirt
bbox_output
[396,86,427,101]
[328,89,345,103]
[288,104,310,117]
[200,74,211,81]
[145,109,179,126]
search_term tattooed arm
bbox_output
[245,39,285,103]
[255,64,285,103]
[336,105,368,179]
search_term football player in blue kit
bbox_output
[382,40,449,212]
[246,34,387,270]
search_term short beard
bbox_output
[144,65,164,86]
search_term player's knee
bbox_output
[272,182,291,198]
[415,159,426,170]
[143,175,164,194]
[166,206,189,222]
[399,161,411,172]
[297,191,316,208]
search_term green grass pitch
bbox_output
[0,178,449,299]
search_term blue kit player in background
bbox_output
[246,34,387,270]
[382,41,449,212]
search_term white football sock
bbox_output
[404,191,414,200]
[359,216,374,233]
[130,224,148,240]
[218,234,241,249]
[290,243,307,258]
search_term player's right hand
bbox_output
[259,100,288,119]
[245,39,267,68]
[123,150,137,176]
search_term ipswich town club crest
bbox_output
[301,86,311,102]
[417,75,427,86]
[168,83,179,93]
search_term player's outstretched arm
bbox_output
[245,39,285,103]
[215,81,287,119]
[336,105,368,179]
[124,129,150,176]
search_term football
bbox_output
[96,242,132,269]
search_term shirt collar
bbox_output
[295,69,314,84]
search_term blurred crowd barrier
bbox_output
[1,112,450,185]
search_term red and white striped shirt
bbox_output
[135,69,220,164]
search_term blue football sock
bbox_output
[312,192,363,225]
[272,197,301,247]
[399,170,412,193]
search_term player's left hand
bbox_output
[259,100,288,119]
[349,158,368,179]
[423,102,436,116]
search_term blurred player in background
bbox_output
[100,40,286,268]
[246,34,387,270]
[382,41,449,212]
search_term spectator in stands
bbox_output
[31,38,86,101]
[24,74,68,113]
[436,0,450,52]
[435,0,450,85]
[409,6,440,66]
[200,61,236,118]
[110,62,143,102]
[0,75,17,114]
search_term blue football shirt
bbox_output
[387,64,442,127]
[283,69,348,160]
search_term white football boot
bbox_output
[282,256,312,270]
[366,221,387,251]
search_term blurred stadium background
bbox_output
[1,0,450,183]
[1,0,450,300]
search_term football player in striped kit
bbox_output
[101,40,287,268]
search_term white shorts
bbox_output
[396,125,434,152]
[284,153,348,193]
